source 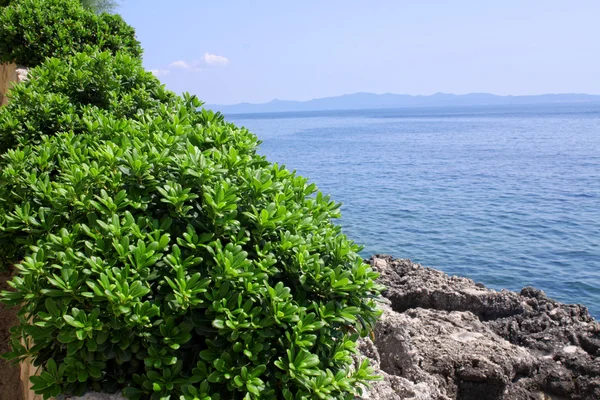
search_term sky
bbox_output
[118,1,600,105]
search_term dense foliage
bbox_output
[0,50,176,154]
[0,0,140,66]
[0,48,383,399]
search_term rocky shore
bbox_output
[361,255,600,400]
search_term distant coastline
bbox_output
[207,92,600,114]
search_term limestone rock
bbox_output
[374,255,524,320]
[358,255,600,399]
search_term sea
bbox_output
[228,103,600,318]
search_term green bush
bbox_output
[0,50,383,399]
[0,0,141,66]
[0,49,176,154]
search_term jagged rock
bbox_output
[358,255,600,400]
[358,336,446,400]
[373,255,524,320]
[378,305,537,399]
[359,304,536,400]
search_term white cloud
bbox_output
[200,52,229,66]
[150,69,170,77]
[158,54,229,75]
[168,60,201,71]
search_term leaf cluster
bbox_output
[0,0,141,66]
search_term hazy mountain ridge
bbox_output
[206,92,600,114]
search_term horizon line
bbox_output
[207,91,600,107]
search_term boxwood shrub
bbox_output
[0,0,141,66]
[0,50,383,399]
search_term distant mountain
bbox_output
[206,92,600,114]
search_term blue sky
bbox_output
[118,1,600,105]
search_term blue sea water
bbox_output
[228,104,600,318]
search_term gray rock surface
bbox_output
[360,255,600,399]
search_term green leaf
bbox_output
[63,315,84,328]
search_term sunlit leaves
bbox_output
[0,38,383,400]
[0,0,141,67]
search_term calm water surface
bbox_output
[228,104,600,317]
